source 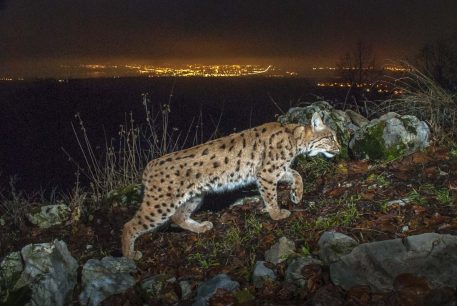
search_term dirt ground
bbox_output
[1,145,457,305]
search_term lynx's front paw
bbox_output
[290,189,303,204]
[269,209,291,220]
[132,251,143,261]
[198,221,214,233]
[190,221,213,233]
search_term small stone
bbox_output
[179,280,192,300]
[265,237,296,264]
[285,256,323,288]
[318,231,358,265]
[439,170,449,176]
[193,273,239,306]
[252,261,276,288]
[386,198,411,207]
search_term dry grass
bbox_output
[0,177,33,227]
[63,93,220,202]
[381,64,457,141]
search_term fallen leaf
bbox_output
[302,264,322,294]
[361,190,375,200]
[431,148,449,161]
[261,234,276,246]
[325,187,346,198]
[411,152,431,164]
[424,166,438,178]
[412,205,426,215]
[424,213,449,227]
[348,160,369,175]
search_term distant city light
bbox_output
[76,64,280,78]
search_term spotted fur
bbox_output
[122,113,340,259]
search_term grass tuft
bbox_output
[0,177,33,227]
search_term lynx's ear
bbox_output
[311,112,325,132]
[293,125,305,140]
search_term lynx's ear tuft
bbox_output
[311,112,325,132]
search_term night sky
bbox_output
[1,0,457,75]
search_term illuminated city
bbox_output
[73,64,284,78]
[312,65,412,72]
[0,62,414,81]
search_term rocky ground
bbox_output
[1,143,457,305]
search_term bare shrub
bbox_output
[381,64,457,141]
[0,177,33,227]
[63,93,220,202]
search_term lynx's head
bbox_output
[293,112,341,158]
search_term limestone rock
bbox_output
[318,231,358,265]
[349,112,430,160]
[193,273,239,306]
[26,204,71,228]
[265,236,296,264]
[79,256,136,306]
[330,233,457,292]
[13,240,78,306]
[252,261,276,288]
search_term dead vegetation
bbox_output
[381,64,457,141]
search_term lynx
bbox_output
[122,113,340,259]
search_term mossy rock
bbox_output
[105,183,143,206]
[279,101,352,159]
[349,112,430,161]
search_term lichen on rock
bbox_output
[349,112,430,161]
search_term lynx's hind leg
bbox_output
[171,196,213,233]
[122,201,173,259]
